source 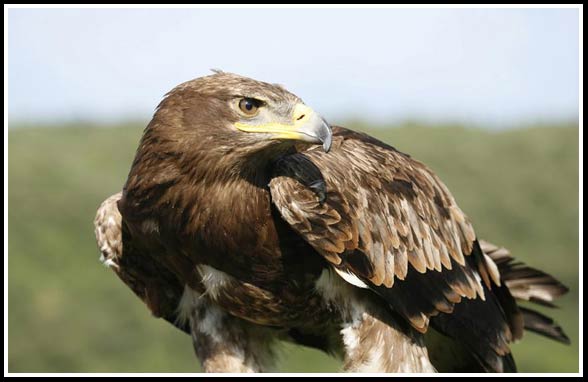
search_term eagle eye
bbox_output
[238,98,262,116]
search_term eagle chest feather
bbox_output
[123,176,329,328]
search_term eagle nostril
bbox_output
[296,114,305,121]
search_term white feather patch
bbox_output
[340,322,361,356]
[333,267,369,289]
[197,264,232,300]
[175,286,201,328]
[103,258,119,269]
[315,268,367,325]
[315,268,349,304]
[197,303,225,343]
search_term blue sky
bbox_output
[7,7,580,127]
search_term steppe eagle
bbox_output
[94,72,569,373]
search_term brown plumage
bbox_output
[94,72,569,373]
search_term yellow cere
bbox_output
[234,104,314,139]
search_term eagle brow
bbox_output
[237,97,267,107]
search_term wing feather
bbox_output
[270,127,490,310]
[269,127,521,371]
[94,192,189,333]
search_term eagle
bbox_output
[94,72,569,373]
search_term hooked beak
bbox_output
[234,104,332,153]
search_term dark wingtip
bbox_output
[520,306,571,345]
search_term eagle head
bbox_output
[120,71,332,221]
[146,72,332,163]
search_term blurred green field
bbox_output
[8,121,579,373]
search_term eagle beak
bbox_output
[290,104,333,153]
[234,104,333,153]
[319,122,333,153]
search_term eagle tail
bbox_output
[479,240,570,344]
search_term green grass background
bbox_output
[8,122,579,373]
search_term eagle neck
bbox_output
[200,141,296,189]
